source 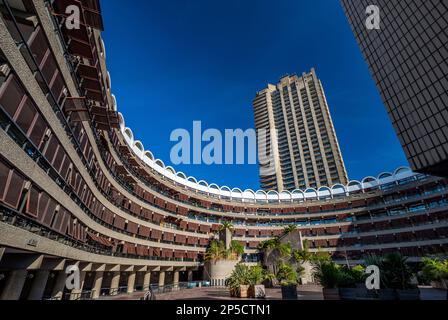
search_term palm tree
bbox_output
[313,261,340,289]
[276,262,299,286]
[218,221,234,250]
[219,221,234,232]
[277,243,292,258]
[381,252,414,290]
[292,239,311,263]
[258,237,280,251]
[228,240,245,260]
[282,225,297,236]
[205,240,226,262]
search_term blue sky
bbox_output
[101,0,407,191]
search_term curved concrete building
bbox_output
[0,0,447,300]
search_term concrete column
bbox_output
[127,272,136,293]
[158,271,165,288]
[28,270,50,300]
[51,271,67,300]
[188,270,193,282]
[0,270,28,300]
[173,271,179,288]
[143,271,151,291]
[69,271,86,300]
[91,271,104,299]
[110,272,120,295]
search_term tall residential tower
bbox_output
[253,69,348,191]
[341,0,448,177]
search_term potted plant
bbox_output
[421,258,448,291]
[365,253,419,300]
[276,262,299,300]
[226,263,251,298]
[312,261,341,300]
[337,266,360,300]
[381,253,420,300]
[247,265,273,298]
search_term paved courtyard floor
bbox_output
[98,285,447,301]
[99,286,324,300]
[153,287,324,300]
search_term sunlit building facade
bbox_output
[0,0,446,300]
[253,70,348,191]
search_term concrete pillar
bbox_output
[110,272,120,295]
[0,270,28,300]
[127,272,136,293]
[69,271,86,300]
[91,271,104,299]
[28,270,50,300]
[188,270,193,282]
[158,271,165,288]
[143,271,151,291]
[173,271,179,288]
[51,271,67,300]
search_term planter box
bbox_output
[396,289,420,300]
[378,289,396,300]
[281,285,298,300]
[431,280,448,290]
[249,285,266,299]
[262,279,274,288]
[239,285,250,298]
[323,288,340,300]
[339,288,357,300]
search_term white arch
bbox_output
[331,184,346,196]
[187,176,198,184]
[100,38,106,58]
[279,190,292,202]
[134,141,144,152]
[106,71,111,91]
[267,190,279,203]
[144,151,154,161]
[291,189,305,199]
[231,188,243,199]
[111,94,117,111]
[155,159,165,168]
[124,128,133,141]
[198,180,208,188]
[220,186,232,198]
[165,166,175,175]
[116,118,419,204]
[377,172,393,180]
[176,172,187,179]
[347,180,362,187]
[304,188,318,199]
[318,186,332,199]
[394,166,411,176]
[362,176,378,190]
[242,189,256,200]
[346,180,362,193]
[117,112,124,128]
[255,190,268,201]
[209,183,220,190]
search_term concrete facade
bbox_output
[253,69,348,191]
[341,0,448,177]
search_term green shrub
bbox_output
[226,264,251,290]
[421,258,448,282]
[226,264,274,289]
[365,253,416,290]
[313,261,340,289]
[276,262,299,286]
